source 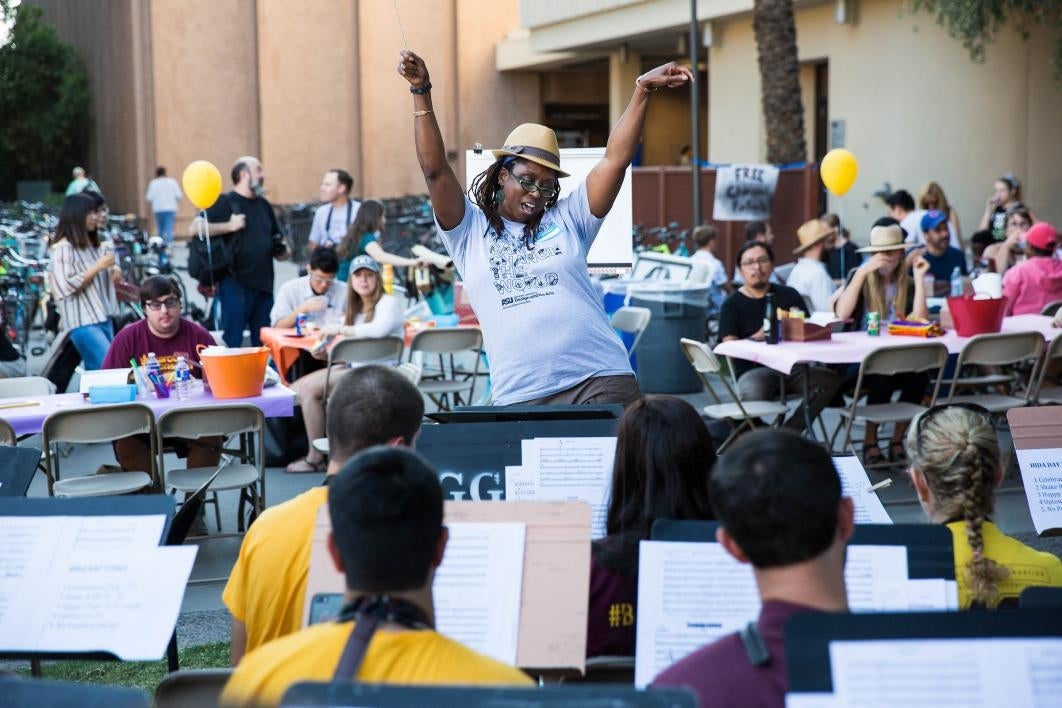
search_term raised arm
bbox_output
[586,62,693,218]
[398,50,465,230]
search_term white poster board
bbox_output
[465,147,633,271]
[712,164,780,221]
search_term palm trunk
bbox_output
[753,0,808,164]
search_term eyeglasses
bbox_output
[510,173,559,200]
[739,256,772,269]
[309,274,336,285]
[144,297,180,311]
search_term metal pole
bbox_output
[689,0,701,227]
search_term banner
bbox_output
[712,164,780,221]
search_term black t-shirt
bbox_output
[0,333,18,362]
[827,241,861,281]
[205,191,282,293]
[718,284,806,379]
[990,201,1024,241]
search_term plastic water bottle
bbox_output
[950,266,963,297]
[174,356,191,400]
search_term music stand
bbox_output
[0,446,43,497]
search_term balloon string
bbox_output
[392,0,408,49]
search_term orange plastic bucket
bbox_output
[196,345,269,399]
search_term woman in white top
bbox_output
[49,193,120,370]
[286,255,404,473]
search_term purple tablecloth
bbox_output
[1,384,295,437]
[714,314,1059,375]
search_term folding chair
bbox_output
[1041,300,1062,317]
[611,306,652,354]
[679,338,788,451]
[1032,334,1062,405]
[323,336,405,415]
[409,327,483,411]
[42,403,158,497]
[154,669,232,708]
[156,405,266,535]
[836,342,948,469]
[945,332,1043,413]
[0,375,55,398]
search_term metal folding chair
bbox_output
[945,331,1043,412]
[611,306,652,354]
[409,327,483,411]
[1032,334,1062,405]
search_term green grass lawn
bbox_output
[15,641,230,694]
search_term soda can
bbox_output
[295,312,307,336]
[866,311,880,337]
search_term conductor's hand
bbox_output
[637,62,694,91]
[397,50,430,89]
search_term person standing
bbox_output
[308,169,359,251]
[202,156,290,347]
[690,225,732,317]
[398,48,692,405]
[144,166,183,244]
[65,166,100,196]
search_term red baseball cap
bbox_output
[1026,222,1058,251]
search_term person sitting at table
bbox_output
[832,224,931,466]
[653,429,853,705]
[1002,222,1062,316]
[588,396,716,658]
[906,404,1062,608]
[285,256,405,473]
[719,241,841,432]
[225,365,425,664]
[102,275,219,472]
[904,210,967,297]
[269,247,347,329]
[221,447,531,707]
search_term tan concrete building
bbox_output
[30,0,1060,244]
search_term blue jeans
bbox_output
[69,320,114,371]
[217,277,272,348]
[154,211,176,244]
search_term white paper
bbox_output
[808,312,843,327]
[828,638,1062,707]
[903,579,951,611]
[833,457,892,524]
[634,541,761,687]
[0,545,196,660]
[712,164,780,221]
[945,580,959,611]
[786,694,839,708]
[1014,448,1062,535]
[78,368,132,393]
[845,546,909,612]
[433,522,525,666]
[509,437,615,539]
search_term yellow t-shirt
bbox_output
[220,621,533,707]
[947,520,1062,608]
[223,485,329,654]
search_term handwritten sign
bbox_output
[712,164,780,221]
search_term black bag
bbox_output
[188,194,240,286]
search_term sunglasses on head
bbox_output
[913,402,992,440]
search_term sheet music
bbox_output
[828,638,1062,707]
[1014,448,1062,535]
[433,522,525,666]
[832,457,892,524]
[634,541,760,687]
[507,437,615,539]
[0,545,196,660]
[845,546,909,612]
[903,579,952,611]
[786,694,839,708]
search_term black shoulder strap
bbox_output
[739,621,771,667]
[333,612,381,682]
[332,595,432,682]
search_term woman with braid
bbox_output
[398,49,692,405]
[906,405,1062,608]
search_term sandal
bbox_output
[285,457,325,474]
[889,442,909,466]
[862,444,885,467]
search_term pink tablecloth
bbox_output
[1,384,295,437]
[714,315,1060,375]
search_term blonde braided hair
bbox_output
[906,406,1010,607]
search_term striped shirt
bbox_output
[49,239,116,330]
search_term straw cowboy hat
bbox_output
[793,219,834,255]
[491,123,570,177]
[857,224,907,253]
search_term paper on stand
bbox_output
[833,457,892,524]
[1014,448,1062,535]
[844,546,909,612]
[433,522,525,666]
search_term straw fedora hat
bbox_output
[857,224,907,253]
[793,219,834,255]
[491,123,570,177]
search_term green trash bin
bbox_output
[628,283,710,393]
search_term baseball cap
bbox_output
[920,210,948,232]
[1026,222,1059,251]
[349,255,380,274]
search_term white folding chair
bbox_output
[156,404,265,535]
[0,375,55,399]
[611,306,652,354]
[680,338,788,451]
[323,335,405,417]
[945,332,1043,413]
[409,327,483,411]
[42,403,157,497]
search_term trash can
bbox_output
[628,283,710,393]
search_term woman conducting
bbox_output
[397,49,691,406]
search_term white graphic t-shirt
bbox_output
[437,182,633,405]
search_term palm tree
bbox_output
[753,0,807,164]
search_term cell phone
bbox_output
[308,592,344,625]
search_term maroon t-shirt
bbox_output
[587,551,638,657]
[652,600,820,707]
[102,318,217,378]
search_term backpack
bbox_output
[188,194,240,286]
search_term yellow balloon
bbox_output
[820,148,859,197]
[182,160,223,210]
